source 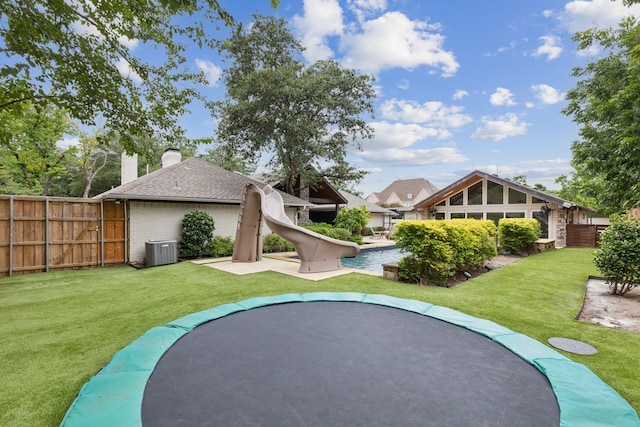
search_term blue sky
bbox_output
[138,0,640,197]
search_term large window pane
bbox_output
[450,191,464,205]
[467,212,483,219]
[508,188,526,204]
[505,212,525,218]
[487,212,503,226]
[450,212,465,219]
[487,181,503,204]
[532,196,545,204]
[468,182,483,205]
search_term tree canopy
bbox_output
[0,0,278,154]
[562,14,640,212]
[215,14,375,196]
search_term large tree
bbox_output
[0,0,278,154]
[216,14,375,196]
[562,11,640,212]
[0,102,76,195]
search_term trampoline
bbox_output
[61,293,640,427]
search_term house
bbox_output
[366,177,438,223]
[95,150,311,264]
[411,170,596,248]
[309,190,396,228]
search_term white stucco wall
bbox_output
[128,200,297,264]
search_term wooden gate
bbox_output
[566,224,607,248]
[0,196,126,277]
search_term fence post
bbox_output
[45,197,50,272]
[9,196,13,277]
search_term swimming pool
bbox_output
[341,246,403,273]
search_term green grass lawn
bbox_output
[1,248,638,426]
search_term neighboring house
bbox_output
[366,177,438,223]
[309,190,396,228]
[411,170,596,248]
[95,150,311,264]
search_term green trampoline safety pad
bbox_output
[60,292,640,427]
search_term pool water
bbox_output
[341,247,403,273]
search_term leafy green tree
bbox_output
[562,14,640,212]
[0,102,76,195]
[594,214,640,295]
[0,0,279,154]
[216,14,375,196]
[334,205,370,236]
[198,138,257,175]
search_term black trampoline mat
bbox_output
[142,302,560,426]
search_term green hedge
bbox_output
[263,233,295,253]
[394,219,497,284]
[302,222,363,245]
[497,218,541,254]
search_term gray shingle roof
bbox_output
[95,157,312,206]
[309,190,395,214]
[369,178,438,203]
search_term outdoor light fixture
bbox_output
[463,271,472,280]
[429,208,438,215]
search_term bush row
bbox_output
[497,218,541,254]
[178,210,361,258]
[394,219,498,285]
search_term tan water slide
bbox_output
[232,183,360,273]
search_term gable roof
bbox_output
[412,170,595,212]
[95,157,311,207]
[368,178,438,203]
[309,190,395,214]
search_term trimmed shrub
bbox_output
[334,205,370,236]
[263,233,295,253]
[594,215,640,295]
[394,219,497,285]
[497,218,541,254]
[179,210,215,257]
[208,236,234,257]
[303,222,363,245]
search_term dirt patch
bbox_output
[576,278,640,332]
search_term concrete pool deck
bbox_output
[193,236,395,281]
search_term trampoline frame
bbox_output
[60,292,640,427]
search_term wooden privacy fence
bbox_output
[566,224,608,248]
[0,196,126,277]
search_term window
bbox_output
[467,212,483,220]
[435,212,445,220]
[487,181,503,204]
[505,212,525,218]
[450,191,464,205]
[508,188,526,204]
[436,201,445,206]
[468,182,483,205]
[450,212,465,219]
[487,212,504,226]
[532,196,545,204]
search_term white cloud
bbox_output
[196,59,222,87]
[531,84,565,105]
[559,0,640,33]
[489,87,516,106]
[363,121,449,151]
[359,146,468,166]
[293,0,344,62]
[340,11,459,76]
[532,35,562,61]
[452,89,468,100]
[116,58,143,84]
[57,137,79,150]
[542,9,553,18]
[380,99,472,128]
[118,35,139,50]
[471,113,528,141]
[347,0,387,23]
